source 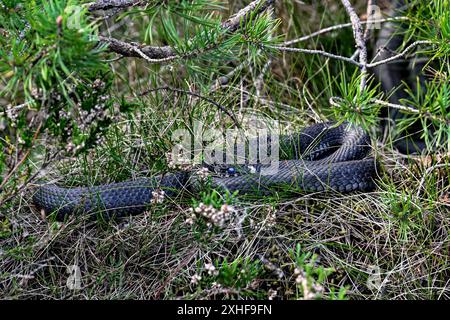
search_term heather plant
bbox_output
[0,0,449,300]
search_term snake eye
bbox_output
[227,167,236,175]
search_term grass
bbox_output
[1,0,449,299]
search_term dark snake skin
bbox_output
[33,122,376,219]
[35,0,431,219]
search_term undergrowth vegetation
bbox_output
[0,0,449,299]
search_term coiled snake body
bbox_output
[33,122,376,219]
[36,0,429,219]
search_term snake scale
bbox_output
[33,122,376,219]
[33,0,428,219]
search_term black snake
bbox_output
[33,122,376,219]
[33,0,428,219]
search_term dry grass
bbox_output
[1,0,449,300]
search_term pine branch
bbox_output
[97,36,176,60]
[330,96,449,125]
[88,0,145,12]
[222,0,275,32]
[98,0,275,62]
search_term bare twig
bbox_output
[372,99,449,124]
[132,45,178,63]
[340,0,368,92]
[283,17,409,46]
[265,45,363,67]
[268,40,433,71]
[368,40,434,68]
[371,98,422,114]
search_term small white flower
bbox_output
[150,189,165,204]
[312,282,324,294]
[268,289,277,300]
[205,262,219,276]
[205,262,215,271]
[166,151,192,171]
[220,204,235,214]
[190,274,202,285]
[191,203,237,228]
[196,167,210,180]
[295,273,306,285]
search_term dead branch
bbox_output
[88,0,145,12]
[340,0,368,92]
